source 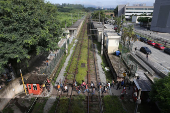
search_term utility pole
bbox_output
[78,13,79,19]
[71,13,73,25]
[101,19,104,55]
[65,21,68,55]
[99,11,100,22]
[20,69,27,95]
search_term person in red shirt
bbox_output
[83,84,89,93]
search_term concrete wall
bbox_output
[97,30,102,42]
[151,0,170,33]
[0,75,30,111]
[107,38,119,54]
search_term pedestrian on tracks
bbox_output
[57,83,60,92]
[91,81,94,88]
[83,84,89,93]
[116,81,120,90]
[146,52,148,60]
[121,86,127,94]
[102,86,106,94]
[111,80,114,88]
[98,81,101,89]
[77,86,81,95]
[108,81,110,90]
[73,79,77,87]
[92,86,95,95]
[46,59,48,66]
[99,84,102,93]
[121,80,124,89]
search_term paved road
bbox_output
[124,22,170,41]
[133,41,170,70]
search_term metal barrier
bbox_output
[39,42,66,75]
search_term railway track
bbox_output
[86,19,103,113]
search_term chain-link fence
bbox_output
[39,41,66,75]
[121,43,138,75]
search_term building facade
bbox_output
[150,0,170,33]
[118,5,154,19]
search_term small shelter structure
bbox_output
[25,74,48,95]
[133,71,152,103]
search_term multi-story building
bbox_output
[118,5,154,19]
[151,0,170,33]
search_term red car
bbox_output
[154,43,165,50]
[147,40,155,46]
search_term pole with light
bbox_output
[20,69,27,95]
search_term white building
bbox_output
[118,5,154,19]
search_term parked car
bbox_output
[140,47,152,54]
[154,43,165,50]
[164,48,170,55]
[147,40,155,46]
[140,37,148,43]
[136,35,141,40]
[114,26,117,30]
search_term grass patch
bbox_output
[70,95,86,113]
[2,107,14,113]
[55,97,69,113]
[32,97,48,113]
[48,97,59,113]
[103,95,126,113]
[52,37,77,85]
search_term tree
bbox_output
[149,74,170,113]
[92,10,106,22]
[113,6,118,17]
[114,17,121,33]
[0,0,62,74]
[121,25,137,46]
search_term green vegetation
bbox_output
[55,97,69,113]
[70,95,86,113]
[92,10,107,22]
[93,40,114,82]
[149,73,170,113]
[2,107,14,113]
[52,38,77,85]
[103,95,126,113]
[0,0,62,73]
[64,18,88,84]
[32,98,48,113]
[48,98,59,113]
[76,31,88,84]
[137,17,152,23]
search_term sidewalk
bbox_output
[94,44,106,85]
[54,39,77,86]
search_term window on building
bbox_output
[135,8,144,10]
[33,84,37,90]
[28,85,31,90]
[126,8,134,10]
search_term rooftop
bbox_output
[25,74,48,84]
[134,71,152,91]
[67,19,84,30]
[92,21,103,29]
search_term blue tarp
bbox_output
[116,51,120,56]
